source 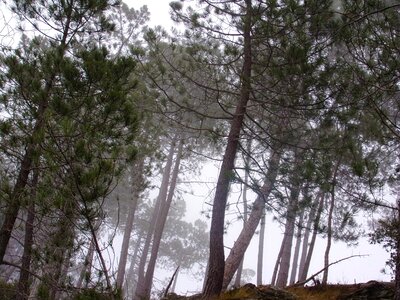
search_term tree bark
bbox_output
[135,138,176,299]
[222,151,281,290]
[116,158,144,290]
[202,1,252,297]
[140,139,183,299]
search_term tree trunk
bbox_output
[202,1,252,297]
[76,238,95,289]
[16,201,36,300]
[275,182,301,288]
[257,211,266,285]
[234,140,251,288]
[271,234,285,286]
[395,190,400,300]
[140,139,183,300]
[125,232,144,298]
[299,193,324,282]
[322,160,340,285]
[222,151,281,290]
[135,138,177,299]
[116,158,144,290]
[289,210,304,285]
[298,191,322,282]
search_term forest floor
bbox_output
[165,281,394,300]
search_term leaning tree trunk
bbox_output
[139,139,183,300]
[202,1,253,298]
[135,138,177,299]
[222,151,281,290]
[289,210,304,285]
[116,158,144,290]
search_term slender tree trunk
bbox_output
[202,1,252,297]
[298,191,322,282]
[289,210,304,285]
[271,235,285,286]
[135,138,176,299]
[171,268,179,293]
[125,232,143,298]
[140,140,183,300]
[257,211,266,285]
[222,151,281,290]
[299,193,324,282]
[234,140,251,288]
[395,190,400,300]
[275,183,301,288]
[116,158,144,290]
[16,197,36,300]
[322,160,340,285]
[76,238,95,289]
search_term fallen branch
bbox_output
[163,265,180,297]
[291,254,369,287]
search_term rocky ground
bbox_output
[164,281,395,300]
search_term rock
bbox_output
[338,281,394,300]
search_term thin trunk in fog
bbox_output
[257,211,266,285]
[222,151,281,290]
[322,161,340,285]
[289,210,304,285]
[322,191,334,285]
[125,232,143,298]
[299,193,324,282]
[395,190,400,300]
[77,238,95,289]
[16,169,38,300]
[234,140,251,288]
[298,191,322,282]
[140,139,183,299]
[116,158,144,289]
[135,139,176,298]
[275,183,301,288]
[271,234,285,286]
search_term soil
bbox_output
[164,281,395,300]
